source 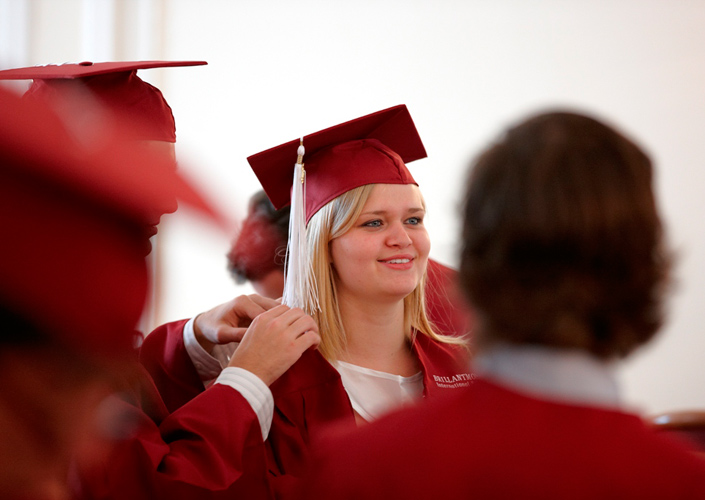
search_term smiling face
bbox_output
[329,183,430,305]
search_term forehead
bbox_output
[362,183,425,211]
[141,140,176,160]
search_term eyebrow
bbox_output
[359,207,425,217]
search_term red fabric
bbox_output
[140,319,210,413]
[653,428,705,452]
[299,378,705,499]
[75,374,272,500]
[0,173,148,360]
[425,259,474,338]
[141,321,471,498]
[0,87,147,360]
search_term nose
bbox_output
[385,221,412,248]
[141,193,178,230]
[161,195,179,216]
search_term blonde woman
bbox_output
[142,105,471,497]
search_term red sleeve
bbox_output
[76,384,273,500]
[139,319,206,413]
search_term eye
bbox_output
[406,216,423,225]
[362,219,383,228]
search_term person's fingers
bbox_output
[285,314,319,337]
[215,327,249,343]
[197,296,286,345]
[231,295,271,322]
[256,304,294,324]
[271,311,318,344]
[258,305,306,331]
[246,293,280,310]
[295,330,321,350]
[227,305,320,385]
[233,304,291,344]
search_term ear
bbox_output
[328,241,335,268]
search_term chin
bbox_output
[380,283,419,301]
[141,239,153,256]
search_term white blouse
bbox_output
[334,360,423,422]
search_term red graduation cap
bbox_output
[0,85,221,363]
[0,60,206,142]
[247,104,427,223]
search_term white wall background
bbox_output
[2,0,704,415]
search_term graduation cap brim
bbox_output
[247,104,427,211]
[0,60,207,80]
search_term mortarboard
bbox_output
[247,104,426,222]
[0,60,206,142]
[246,104,427,308]
[0,85,221,363]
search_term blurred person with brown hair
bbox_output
[297,110,705,499]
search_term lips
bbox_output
[379,255,415,269]
[144,225,159,238]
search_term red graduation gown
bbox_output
[141,320,471,498]
[298,378,705,499]
[75,354,272,499]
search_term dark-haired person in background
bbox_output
[227,190,290,299]
[298,110,705,498]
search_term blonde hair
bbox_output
[304,184,465,360]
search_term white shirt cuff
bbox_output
[183,316,226,382]
[215,367,274,440]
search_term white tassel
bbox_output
[282,138,318,311]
